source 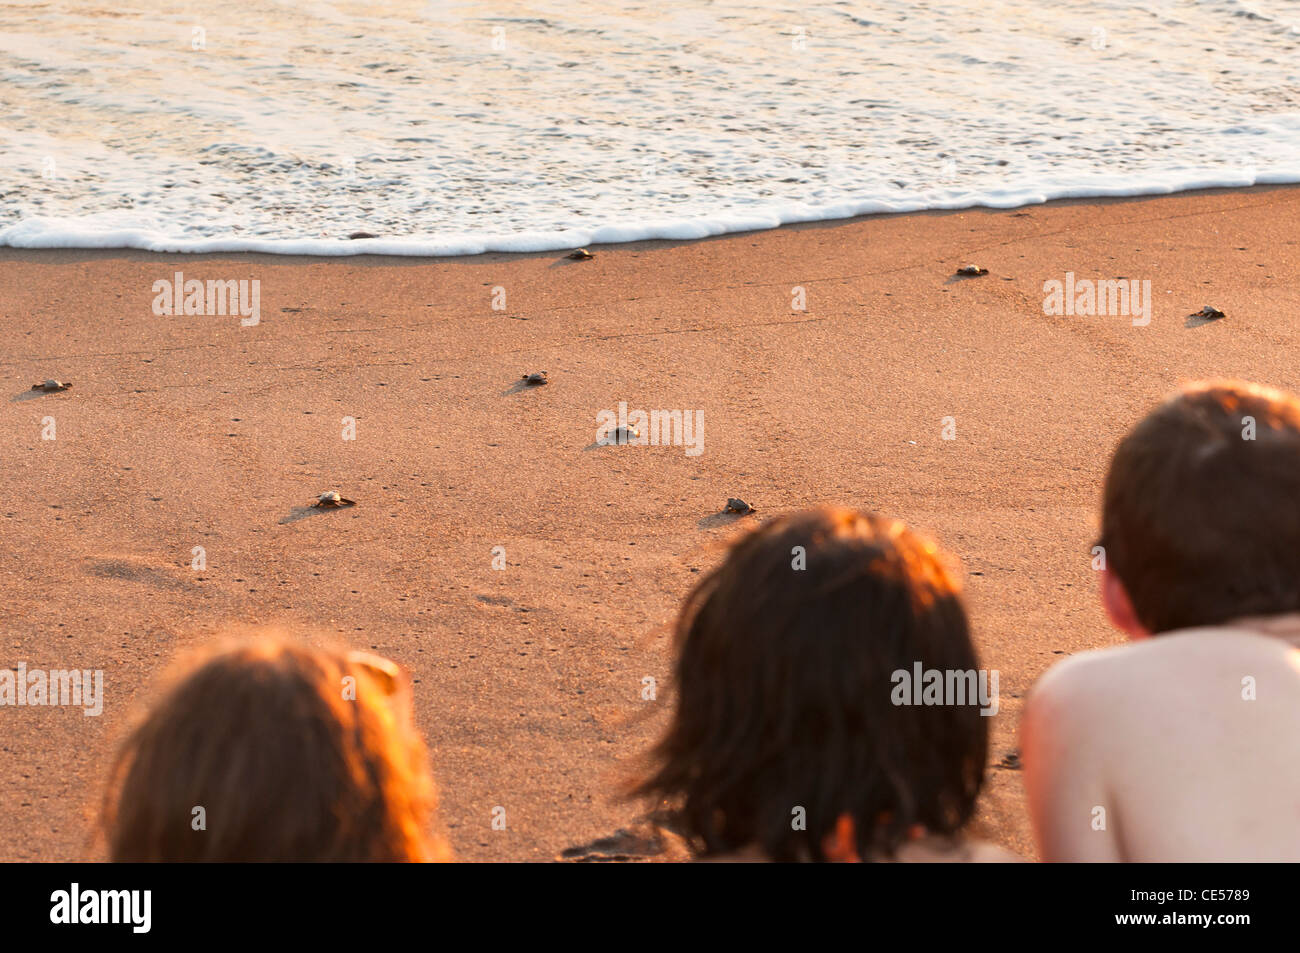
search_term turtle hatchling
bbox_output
[566,249,594,260]
[312,491,356,508]
[725,498,756,515]
[521,371,548,386]
[1189,305,1226,321]
[955,265,989,277]
[597,425,640,446]
[32,379,72,392]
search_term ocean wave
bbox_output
[3,0,1300,257]
[7,163,1299,257]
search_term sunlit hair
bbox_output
[630,507,988,861]
[1101,380,1300,633]
[101,637,450,862]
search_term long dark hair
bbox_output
[631,507,989,861]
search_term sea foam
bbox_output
[4,0,1299,257]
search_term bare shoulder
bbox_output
[1024,637,1188,745]
[1024,642,1135,718]
[1027,627,1300,731]
[1035,628,1295,694]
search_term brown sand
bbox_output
[2,185,1298,862]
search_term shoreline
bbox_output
[3,184,1299,861]
[5,182,1297,265]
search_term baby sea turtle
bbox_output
[521,371,548,386]
[312,491,356,508]
[31,379,72,392]
[955,265,989,277]
[1189,305,1225,321]
[599,425,640,446]
[566,249,594,260]
[998,750,1022,771]
[725,498,756,515]
[348,231,378,240]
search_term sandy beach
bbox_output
[2,184,1299,862]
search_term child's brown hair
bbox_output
[1101,380,1300,634]
[631,507,988,861]
[102,638,450,862]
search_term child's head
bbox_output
[633,507,988,861]
[1100,380,1300,635]
[102,637,449,862]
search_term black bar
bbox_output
[0,862,1275,941]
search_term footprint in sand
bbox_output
[84,557,190,592]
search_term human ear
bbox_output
[1100,567,1149,640]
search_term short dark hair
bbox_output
[630,507,988,861]
[1101,380,1300,633]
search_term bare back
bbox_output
[1022,623,1300,862]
